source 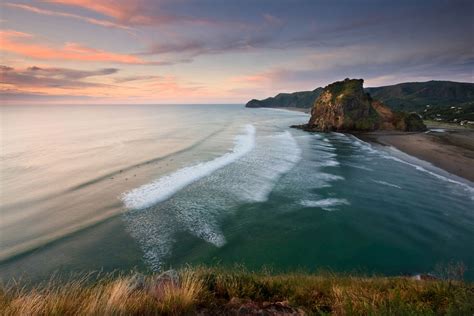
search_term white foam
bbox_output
[300,198,350,211]
[122,128,302,270]
[256,107,309,116]
[371,179,402,189]
[317,160,340,167]
[428,128,446,133]
[344,163,374,171]
[122,124,256,209]
[348,135,379,155]
[381,146,474,199]
[231,131,302,202]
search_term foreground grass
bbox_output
[1,267,473,315]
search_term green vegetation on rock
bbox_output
[245,88,323,108]
[301,78,426,132]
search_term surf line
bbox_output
[122,124,256,210]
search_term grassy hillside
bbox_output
[2,267,473,315]
[246,88,323,108]
[366,81,474,112]
[246,81,474,115]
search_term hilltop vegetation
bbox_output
[366,81,474,112]
[246,81,474,121]
[421,103,474,124]
[1,267,473,315]
[246,88,323,109]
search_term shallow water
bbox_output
[1,104,473,281]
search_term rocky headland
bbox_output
[292,78,426,132]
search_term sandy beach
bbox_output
[358,126,474,182]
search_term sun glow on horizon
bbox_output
[1,0,472,104]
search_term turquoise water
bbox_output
[1,104,473,281]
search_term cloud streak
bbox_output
[0,30,175,64]
[0,64,215,103]
[1,65,119,88]
[4,2,132,30]
[1,0,472,103]
[43,0,218,26]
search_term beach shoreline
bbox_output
[356,127,474,183]
[269,107,311,113]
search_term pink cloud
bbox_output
[43,0,213,26]
[1,30,145,64]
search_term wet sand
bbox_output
[358,127,474,182]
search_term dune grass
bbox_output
[1,266,473,315]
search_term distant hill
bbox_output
[366,81,474,112]
[245,88,323,109]
[246,81,474,112]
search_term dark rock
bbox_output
[225,298,305,315]
[412,274,439,281]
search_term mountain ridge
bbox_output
[246,80,474,112]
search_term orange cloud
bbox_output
[44,0,156,24]
[43,0,216,26]
[0,30,144,64]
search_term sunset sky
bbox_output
[1,0,472,104]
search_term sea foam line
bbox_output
[371,179,402,189]
[351,136,474,199]
[382,147,474,199]
[300,198,350,211]
[122,124,256,209]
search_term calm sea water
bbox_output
[1,104,473,281]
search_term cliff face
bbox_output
[302,78,426,132]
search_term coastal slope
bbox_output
[366,80,474,111]
[245,88,323,109]
[2,268,472,315]
[245,81,474,119]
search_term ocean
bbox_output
[1,104,473,281]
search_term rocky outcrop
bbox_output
[294,78,426,132]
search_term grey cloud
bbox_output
[114,75,162,83]
[0,65,119,88]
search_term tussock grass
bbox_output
[1,266,473,315]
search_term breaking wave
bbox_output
[122,127,302,270]
[300,198,350,211]
[382,147,474,200]
[122,125,256,210]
